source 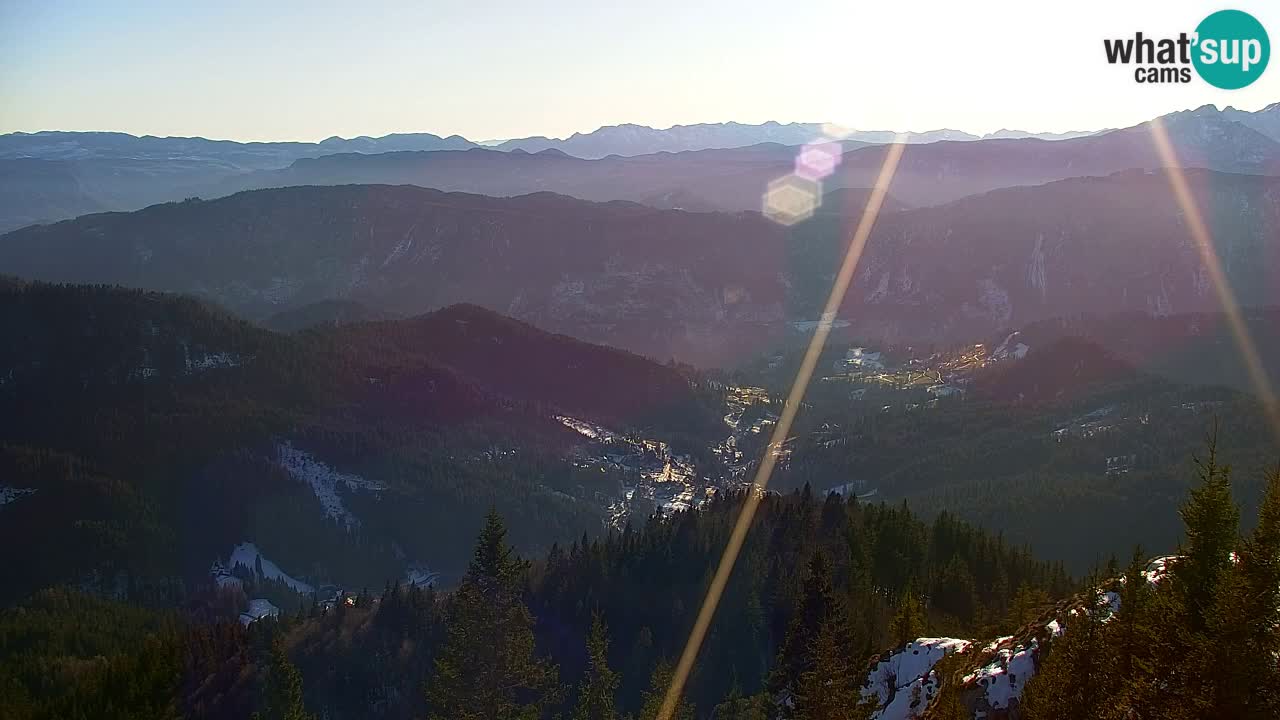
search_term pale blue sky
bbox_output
[2,0,1278,142]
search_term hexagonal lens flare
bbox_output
[795,140,842,181]
[762,174,822,225]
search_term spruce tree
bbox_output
[1209,464,1280,718]
[889,586,926,647]
[767,552,840,704]
[792,619,873,720]
[426,510,559,720]
[713,687,772,720]
[1173,432,1240,630]
[253,638,314,720]
[1021,605,1107,720]
[637,661,693,720]
[573,613,619,720]
[1097,546,1161,716]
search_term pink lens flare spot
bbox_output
[795,141,842,181]
[763,174,822,226]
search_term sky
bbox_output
[1,0,1278,142]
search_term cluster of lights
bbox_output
[762,124,852,225]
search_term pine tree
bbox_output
[573,613,619,720]
[1096,546,1161,716]
[889,585,926,647]
[792,619,873,720]
[1021,605,1108,720]
[253,638,314,720]
[713,687,772,720]
[1008,581,1050,628]
[1208,464,1280,718]
[426,510,559,720]
[1173,431,1240,630]
[637,661,693,720]
[767,552,839,704]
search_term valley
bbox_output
[2,94,1279,720]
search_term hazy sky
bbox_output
[2,0,1278,142]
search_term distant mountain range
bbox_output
[0,130,475,167]
[199,105,1280,213]
[493,121,990,158]
[3,167,1277,366]
[0,104,1275,232]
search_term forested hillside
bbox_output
[734,336,1279,572]
[3,442,1276,720]
[0,281,725,603]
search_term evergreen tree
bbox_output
[889,586,926,646]
[767,552,840,704]
[1208,464,1280,718]
[713,688,772,720]
[254,637,314,720]
[637,661,693,720]
[1008,581,1050,628]
[426,510,559,720]
[792,619,873,720]
[573,614,619,720]
[1021,605,1108,720]
[1095,546,1162,716]
[1173,432,1240,630]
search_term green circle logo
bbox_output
[1193,10,1270,89]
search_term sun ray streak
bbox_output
[656,138,907,720]
[1148,117,1280,441]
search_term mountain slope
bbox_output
[0,186,790,365]
[790,167,1280,344]
[4,168,1278,366]
[262,299,401,332]
[328,304,719,433]
[0,281,723,601]
[1012,306,1280,395]
[824,106,1280,207]
[1222,101,1280,142]
[0,158,106,231]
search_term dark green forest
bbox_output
[0,483,1069,719]
[3,446,1278,719]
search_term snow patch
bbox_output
[556,415,624,444]
[187,350,241,372]
[405,563,439,587]
[239,598,281,626]
[1144,555,1175,584]
[982,635,1014,653]
[276,442,384,530]
[382,224,417,267]
[989,331,1030,362]
[225,541,314,594]
[0,486,36,507]
[967,640,1039,712]
[864,637,971,719]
